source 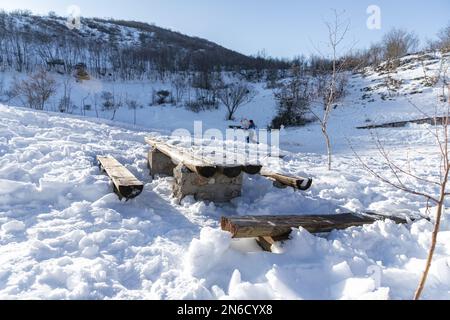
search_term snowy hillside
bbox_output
[0,11,285,79]
[1,50,450,300]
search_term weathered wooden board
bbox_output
[98,156,144,200]
[256,236,290,252]
[260,168,313,191]
[145,138,218,178]
[357,117,448,130]
[221,213,406,239]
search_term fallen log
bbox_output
[221,213,406,239]
[98,156,144,200]
[260,168,312,191]
[219,166,244,178]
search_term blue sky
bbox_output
[0,0,449,58]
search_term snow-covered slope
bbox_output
[1,99,450,299]
[1,49,450,300]
[0,11,273,78]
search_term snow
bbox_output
[0,52,450,300]
[1,220,26,233]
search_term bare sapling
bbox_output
[352,55,449,300]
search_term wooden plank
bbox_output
[146,137,218,178]
[256,236,290,252]
[256,237,276,252]
[146,137,257,178]
[221,213,406,239]
[98,156,144,200]
[357,117,447,130]
[260,168,313,191]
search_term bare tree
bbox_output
[0,73,5,99]
[126,97,141,126]
[93,93,99,118]
[58,76,74,113]
[437,23,450,52]
[382,28,419,66]
[271,65,313,129]
[310,10,350,171]
[172,74,187,105]
[12,70,57,110]
[217,82,256,121]
[81,93,91,116]
[352,58,449,300]
[101,87,122,121]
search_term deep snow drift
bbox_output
[0,103,449,300]
[0,53,450,299]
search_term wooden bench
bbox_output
[221,213,407,252]
[97,156,144,200]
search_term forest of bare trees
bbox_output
[0,11,290,81]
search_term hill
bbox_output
[0,11,287,79]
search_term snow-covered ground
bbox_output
[0,53,450,300]
[0,71,278,133]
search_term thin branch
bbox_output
[350,144,439,204]
[371,131,441,186]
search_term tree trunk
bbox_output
[414,167,449,300]
[322,126,332,171]
[111,109,117,121]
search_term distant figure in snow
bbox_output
[239,118,257,143]
[240,118,250,130]
[247,120,258,144]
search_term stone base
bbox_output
[148,149,176,177]
[173,163,243,203]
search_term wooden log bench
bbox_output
[221,213,407,252]
[97,156,144,200]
